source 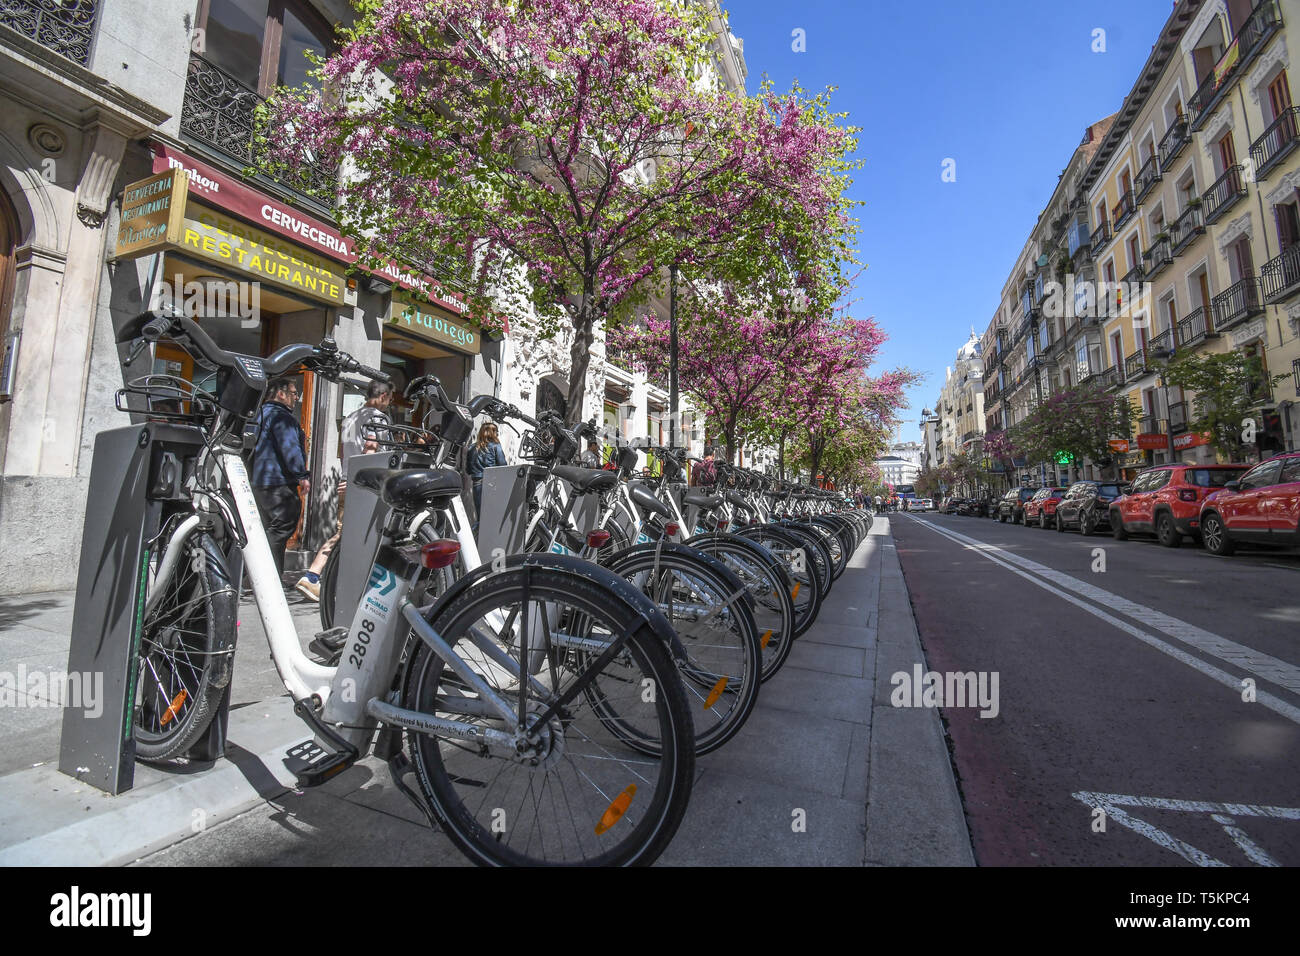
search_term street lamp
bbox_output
[669,260,679,450]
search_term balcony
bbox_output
[1148,328,1174,358]
[1099,366,1122,391]
[1261,243,1300,302]
[1189,1,1284,130]
[1125,350,1150,381]
[1112,191,1136,231]
[180,54,338,200]
[1202,165,1248,224]
[1121,264,1144,290]
[1169,400,1188,434]
[1067,220,1092,259]
[0,0,99,65]
[1169,203,1205,254]
[1210,276,1264,333]
[1177,307,1210,346]
[1139,415,1163,436]
[1134,156,1161,203]
[1089,220,1112,256]
[1158,117,1190,169]
[1143,237,1173,279]
[1249,106,1300,180]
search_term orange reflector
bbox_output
[586,529,612,550]
[760,629,773,649]
[160,689,188,727]
[703,676,729,709]
[595,784,637,835]
[421,539,461,569]
[791,583,801,599]
[664,522,679,537]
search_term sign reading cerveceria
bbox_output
[176,205,349,305]
[114,170,188,258]
[387,294,481,354]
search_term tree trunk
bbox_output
[777,430,786,479]
[565,310,596,427]
[725,418,737,466]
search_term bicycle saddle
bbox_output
[628,481,672,519]
[681,489,724,509]
[354,467,463,510]
[551,465,617,494]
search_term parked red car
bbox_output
[1023,487,1068,529]
[1109,463,1249,548]
[1197,451,1300,556]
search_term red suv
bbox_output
[1023,487,1068,529]
[1198,451,1300,556]
[1109,463,1249,548]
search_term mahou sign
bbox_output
[151,143,474,319]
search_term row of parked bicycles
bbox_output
[115,310,872,866]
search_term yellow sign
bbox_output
[387,293,481,354]
[114,170,188,259]
[175,204,348,305]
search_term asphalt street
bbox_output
[891,511,1300,867]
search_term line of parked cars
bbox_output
[937,449,1300,558]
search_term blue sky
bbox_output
[725,0,1180,443]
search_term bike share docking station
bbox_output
[60,423,242,795]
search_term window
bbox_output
[1275,198,1300,250]
[1230,237,1255,281]
[1281,456,1300,483]
[1110,331,1123,369]
[1217,132,1237,175]
[1240,460,1282,490]
[198,0,334,97]
[1267,70,1292,124]
[1186,468,1245,488]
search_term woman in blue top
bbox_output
[466,422,507,521]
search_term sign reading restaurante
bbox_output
[114,170,188,259]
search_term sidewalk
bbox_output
[0,518,974,866]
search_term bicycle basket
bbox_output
[115,375,217,424]
[518,429,554,462]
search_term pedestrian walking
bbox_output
[294,380,395,601]
[580,439,601,469]
[251,376,309,583]
[466,421,508,523]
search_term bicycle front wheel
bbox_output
[402,564,695,866]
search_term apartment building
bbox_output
[930,331,985,469]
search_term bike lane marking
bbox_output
[901,515,1300,727]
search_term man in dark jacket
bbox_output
[252,376,310,581]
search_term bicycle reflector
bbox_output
[586,530,612,550]
[421,540,461,569]
[664,522,679,537]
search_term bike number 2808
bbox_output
[348,618,376,668]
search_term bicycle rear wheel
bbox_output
[133,530,236,761]
[402,564,694,866]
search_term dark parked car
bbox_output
[1198,451,1300,556]
[956,498,988,517]
[996,487,1038,524]
[941,496,966,514]
[1055,480,1127,535]
[1110,463,1248,547]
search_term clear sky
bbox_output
[725,0,1181,443]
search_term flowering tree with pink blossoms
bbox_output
[260,0,858,423]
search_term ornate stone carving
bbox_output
[72,124,126,231]
[1248,36,1289,105]
[1266,168,1300,206]
[1182,1,1228,55]
[26,122,65,157]
[1216,212,1252,251]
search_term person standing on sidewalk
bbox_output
[251,377,309,583]
[466,422,507,525]
[294,380,395,601]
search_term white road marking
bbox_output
[902,516,1300,727]
[1073,791,1299,866]
[908,515,1300,697]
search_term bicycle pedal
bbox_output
[313,626,348,648]
[283,739,355,788]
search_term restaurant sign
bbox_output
[114,170,188,259]
[386,294,481,354]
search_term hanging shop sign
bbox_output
[1136,433,1169,451]
[151,143,472,316]
[386,294,481,354]
[1108,438,1131,453]
[176,204,351,305]
[1172,431,1212,451]
[114,169,189,259]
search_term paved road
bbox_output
[891,512,1300,867]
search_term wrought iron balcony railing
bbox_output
[1134,155,1161,203]
[1202,165,1248,224]
[1211,276,1264,333]
[180,53,338,200]
[1112,191,1136,231]
[1143,237,1173,278]
[1170,203,1205,254]
[1148,328,1174,358]
[1158,117,1190,170]
[1189,0,1284,130]
[1250,106,1300,179]
[1261,243,1300,303]
[1121,264,1144,288]
[1177,307,1210,347]
[1139,415,1162,436]
[0,0,98,65]
[1089,220,1112,256]
[1099,366,1121,391]
[1125,350,1149,381]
